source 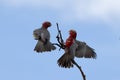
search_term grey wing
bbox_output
[33,28,42,40]
[75,40,97,59]
[33,28,50,42]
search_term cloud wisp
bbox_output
[1,0,120,33]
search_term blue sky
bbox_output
[0,0,120,80]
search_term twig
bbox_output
[52,43,62,48]
[56,23,65,50]
[56,23,64,44]
[72,60,86,80]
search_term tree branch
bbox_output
[72,60,86,80]
[52,43,62,48]
[55,23,65,50]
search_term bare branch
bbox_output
[52,43,62,49]
[56,23,65,50]
[72,60,86,80]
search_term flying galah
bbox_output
[58,30,96,68]
[33,21,56,53]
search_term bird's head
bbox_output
[69,29,77,39]
[42,21,51,29]
[65,30,77,47]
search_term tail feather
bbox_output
[57,53,74,68]
[34,41,43,52]
[34,41,56,53]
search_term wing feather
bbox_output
[75,40,97,59]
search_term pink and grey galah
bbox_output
[33,21,56,53]
[58,30,96,68]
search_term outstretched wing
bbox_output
[75,40,97,59]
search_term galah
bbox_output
[58,30,96,68]
[33,21,56,53]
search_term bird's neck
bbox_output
[42,26,48,29]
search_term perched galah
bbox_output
[33,21,56,53]
[58,30,96,68]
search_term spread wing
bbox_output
[75,40,97,59]
[33,28,42,40]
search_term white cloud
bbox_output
[1,0,120,34]
[59,0,120,35]
[73,0,120,34]
[1,0,68,9]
